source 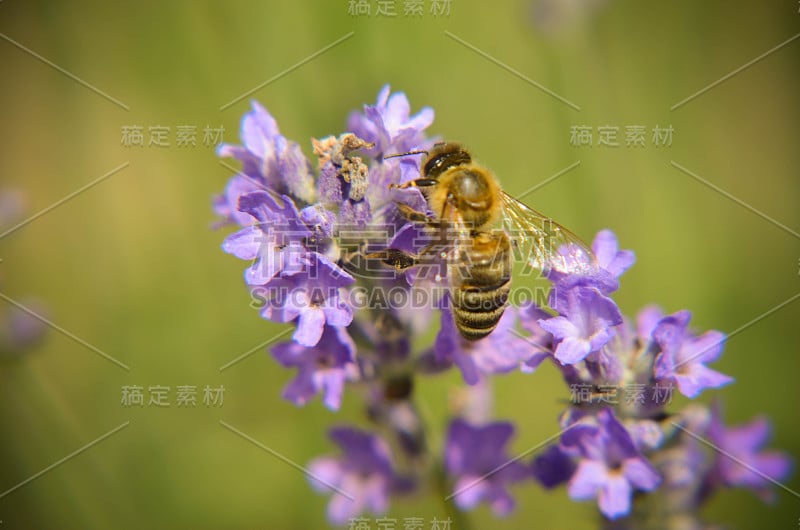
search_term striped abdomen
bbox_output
[449,231,512,341]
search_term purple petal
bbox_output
[339,199,372,227]
[294,307,326,346]
[215,174,262,226]
[241,101,280,158]
[731,452,793,488]
[452,477,488,510]
[532,445,577,488]
[311,252,355,287]
[636,305,664,342]
[384,91,411,126]
[674,363,733,398]
[404,106,434,135]
[592,229,635,279]
[222,226,261,260]
[322,300,354,328]
[682,330,725,363]
[307,457,342,493]
[245,251,282,286]
[362,476,390,514]
[317,370,347,411]
[275,136,316,203]
[521,350,550,373]
[453,354,481,386]
[652,310,692,353]
[488,487,516,516]
[568,460,606,500]
[281,367,318,406]
[327,489,361,525]
[375,84,391,108]
[553,336,592,365]
[271,341,303,366]
[598,474,633,519]
[592,230,620,266]
[587,326,615,353]
[724,417,771,450]
[623,458,660,490]
[539,316,580,340]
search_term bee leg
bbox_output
[395,202,438,225]
[390,178,439,190]
[363,248,419,272]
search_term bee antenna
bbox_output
[384,149,428,160]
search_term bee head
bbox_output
[422,142,472,179]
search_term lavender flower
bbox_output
[345,85,434,220]
[706,405,792,501]
[216,101,316,213]
[347,84,434,158]
[220,173,353,347]
[546,229,633,294]
[256,254,354,347]
[539,286,623,365]
[531,444,577,489]
[307,427,411,524]
[214,87,791,527]
[564,409,661,519]
[271,325,358,410]
[445,419,528,515]
[222,190,313,283]
[653,310,733,398]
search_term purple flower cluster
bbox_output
[525,231,790,522]
[214,87,791,526]
[308,426,412,525]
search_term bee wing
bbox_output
[499,190,596,275]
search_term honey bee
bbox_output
[374,142,595,341]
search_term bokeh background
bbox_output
[1,0,798,528]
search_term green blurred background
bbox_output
[1,0,798,528]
